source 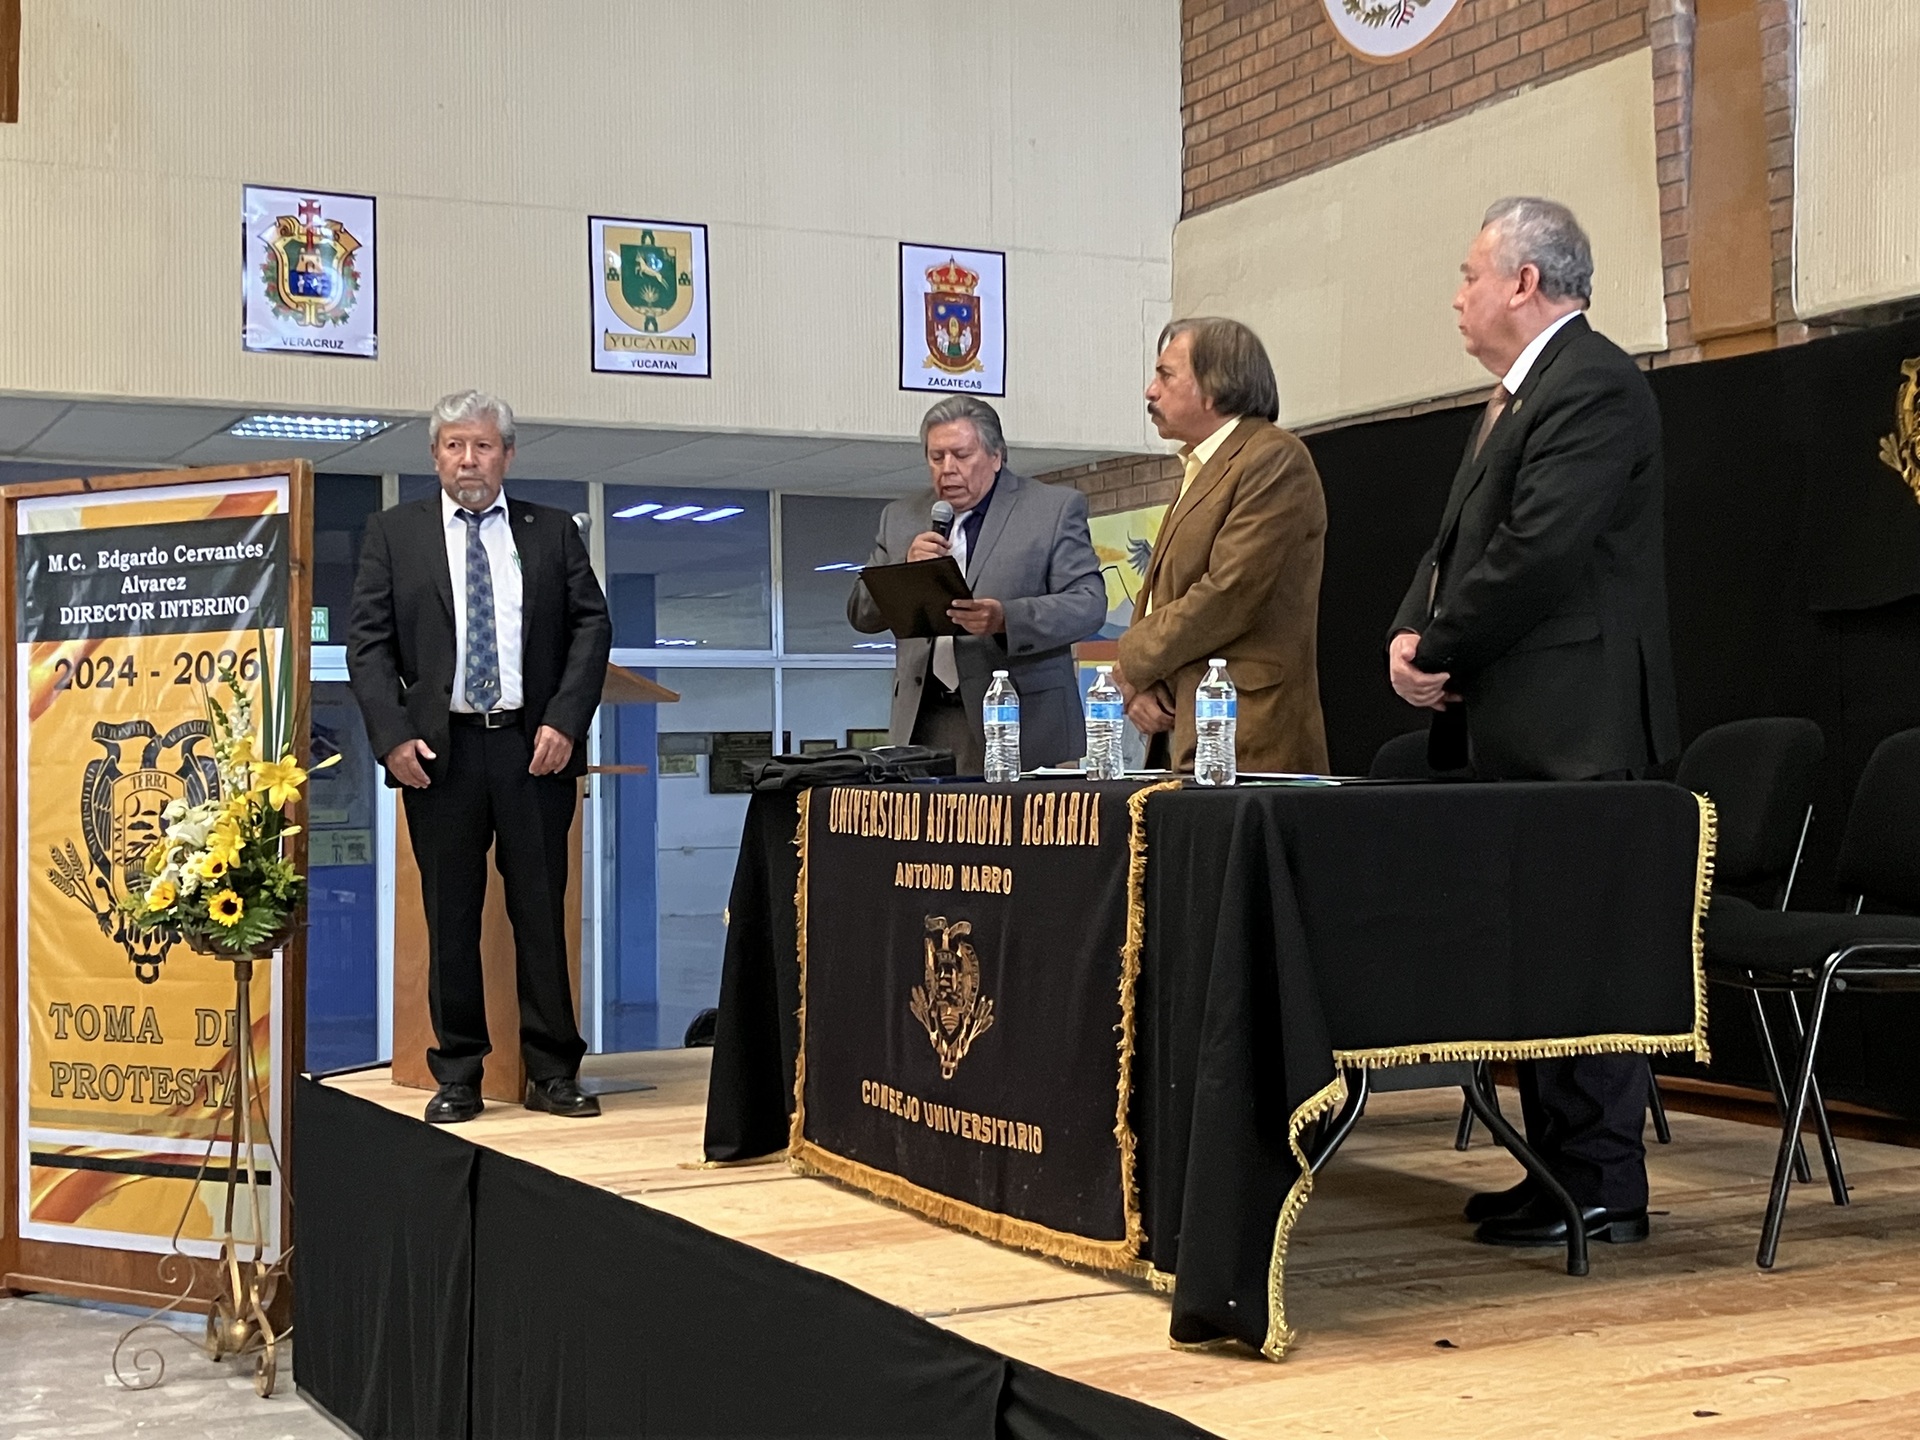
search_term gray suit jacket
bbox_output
[847,470,1106,768]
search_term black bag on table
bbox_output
[748,746,955,792]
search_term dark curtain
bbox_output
[1305,315,1920,1117]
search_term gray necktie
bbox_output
[458,507,502,711]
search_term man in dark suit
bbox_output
[349,390,612,1124]
[849,397,1106,773]
[1388,198,1680,1246]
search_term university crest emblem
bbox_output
[922,258,985,375]
[47,719,221,983]
[260,198,363,328]
[604,227,696,334]
[1878,357,1920,505]
[910,915,995,1079]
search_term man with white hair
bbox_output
[849,397,1105,772]
[348,390,612,1124]
[1388,198,1679,1248]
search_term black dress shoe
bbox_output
[425,1082,483,1125]
[1463,1179,1538,1223]
[525,1075,601,1118]
[1474,1195,1649,1247]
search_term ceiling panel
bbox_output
[170,433,363,467]
[509,426,703,478]
[23,402,243,462]
[304,418,435,474]
[0,397,73,450]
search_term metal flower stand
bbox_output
[114,940,291,1398]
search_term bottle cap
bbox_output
[1096,664,1112,673]
[1207,657,1225,667]
[992,669,1009,678]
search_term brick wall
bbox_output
[1043,453,1183,518]
[1183,0,1650,215]
[1043,0,1837,503]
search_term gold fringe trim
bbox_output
[1145,1264,1177,1294]
[1331,1031,1701,1070]
[1689,792,1717,1065]
[787,789,814,1154]
[1260,1072,1349,1361]
[1116,779,1186,1260]
[790,1137,1149,1274]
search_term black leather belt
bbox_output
[450,708,522,729]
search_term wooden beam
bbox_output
[1,0,18,124]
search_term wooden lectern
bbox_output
[390,665,677,1101]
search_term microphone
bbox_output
[930,500,956,541]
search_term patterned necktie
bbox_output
[458,507,502,711]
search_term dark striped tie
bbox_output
[458,507,502,711]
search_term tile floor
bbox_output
[0,1294,340,1440]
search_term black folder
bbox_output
[857,557,973,638]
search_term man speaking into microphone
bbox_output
[849,398,1105,773]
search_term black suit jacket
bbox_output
[347,494,613,785]
[1391,314,1680,780]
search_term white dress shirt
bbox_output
[1502,308,1582,395]
[930,499,985,691]
[442,488,525,712]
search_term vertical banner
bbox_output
[898,243,1007,396]
[242,185,379,358]
[9,468,307,1264]
[589,215,712,377]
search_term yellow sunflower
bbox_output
[145,878,178,912]
[208,889,245,927]
[190,851,230,882]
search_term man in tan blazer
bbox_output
[1115,318,1329,774]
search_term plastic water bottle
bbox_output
[1084,666,1126,780]
[983,670,1022,782]
[1194,658,1237,787]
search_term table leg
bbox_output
[1460,1070,1589,1277]
[1305,1068,1369,1174]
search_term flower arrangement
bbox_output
[125,653,334,956]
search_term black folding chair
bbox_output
[1704,726,1920,1267]
[1679,719,1827,1177]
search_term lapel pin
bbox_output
[1511,398,1523,414]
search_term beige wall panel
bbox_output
[0,1,1178,453]
[1794,0,1920,318]
[1171,52,1667,431]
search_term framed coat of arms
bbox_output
[899,242,1006,397]
[242,186,378,358]
[589,216,712,378]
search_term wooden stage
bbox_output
[331,1051,1920,1438]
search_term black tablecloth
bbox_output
[705,781,1710,1358]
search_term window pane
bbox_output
[781,494,896,655]
[604,485,770,650]
[600,668,772,1051]
[306,681,381,1072]
[781,667,894,751]
[312,475,380,645]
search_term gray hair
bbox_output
[1481,197,1594,304]
[918,397,1006,458]
[429,390,517,448]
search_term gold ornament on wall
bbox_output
[1878,357,1920,504]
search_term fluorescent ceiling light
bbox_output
[652,505,702,521]
[655,638,699,647]
[813,561,862,573]
[691,507,744,523]
[612,502,662,519]
[852,641,895,650]
[228,413,388,443]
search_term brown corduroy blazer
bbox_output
[1117,417,1330,775]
